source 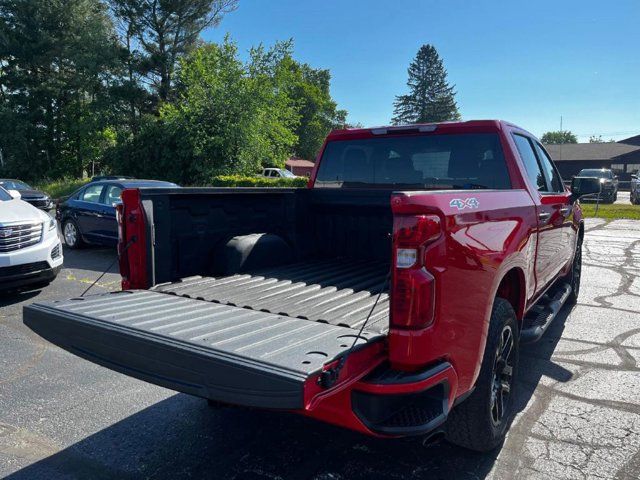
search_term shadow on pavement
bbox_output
[6,307,575,480]
[6,393,500,480]
[0,288,41,308]
[60,246,118,274]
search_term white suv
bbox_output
[0,187,63,290]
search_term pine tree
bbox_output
[392,45,460,125]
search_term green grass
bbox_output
[34,178,88,199]
[580,203,640,220]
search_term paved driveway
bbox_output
[1,220,639,479]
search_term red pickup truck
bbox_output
[24,120,600,451]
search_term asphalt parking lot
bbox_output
[1,218,639,479]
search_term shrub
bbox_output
[208,175,308,188]
[34,178,88,199]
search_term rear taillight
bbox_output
[119,189,148,290]
[116,203,129,287]
[391,215,440,329]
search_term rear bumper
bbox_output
[302,360,459,437]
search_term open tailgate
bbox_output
[23,290,384,409]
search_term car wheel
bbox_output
[63,220,84,249]
[565,242,582,305]
[445,298,519,452]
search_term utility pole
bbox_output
[559,116,563,161]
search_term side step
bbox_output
[520,283,572,343]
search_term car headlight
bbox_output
[48,218,56,231]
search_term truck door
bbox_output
[533,142,575,271]
[512,134,568,289]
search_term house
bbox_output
[285,157,315,177]
[545,136,640,180]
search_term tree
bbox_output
[540,131,578,144]
[284,61,347,160]
[392,44,460,125]
[109,0,238,103]
[0,0,120,179]
[108,39,300,184]
[589,135,615,143]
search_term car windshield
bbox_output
[0,179,31,190]
[314,133,511,189]
[578,169,611,179]
[280,169,296,178]
[0,187,12,201]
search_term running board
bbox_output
[520,283,572,343]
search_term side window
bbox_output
[80,184,104,203]
[534,143,564,192]
[104,185,123,205]
[513,134,546,192]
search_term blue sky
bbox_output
[203,0,640,142]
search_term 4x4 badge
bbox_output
[450,198,479,210]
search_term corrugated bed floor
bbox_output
[154,259,390,334]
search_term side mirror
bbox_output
[571,176,601,202]
[8,189,21,200]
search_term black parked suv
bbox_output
[0,179,53,211]
[575,169,618,203]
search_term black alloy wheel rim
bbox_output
[490,325,515,426]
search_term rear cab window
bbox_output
[314,133,511,190]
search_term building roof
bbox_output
[286,157,315,167]
[619,134,640,146]
[545,142,640,162]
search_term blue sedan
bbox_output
[57,179,178,248]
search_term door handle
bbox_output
[560,206,571,216]
[538,212,551,222]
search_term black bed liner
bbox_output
[154,259,390,334]
[23,289,385,409]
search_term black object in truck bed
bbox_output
[23,289,385,409]
[154,259,390,334]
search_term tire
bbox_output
[565,241,582,305]
[62,219,84,249]
[445,298,519,452]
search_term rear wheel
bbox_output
[62,220,84,249]
[445,298,519,452]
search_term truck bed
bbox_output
[23,289,385,409]
[154,259,390,334]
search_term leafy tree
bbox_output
[108,39,299,184]
[0,0,119,179]
[284,62,347,160]
[589,135,615,143]
[109,0,238,103]
[392,44,460,125]
[540,130,578,144]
